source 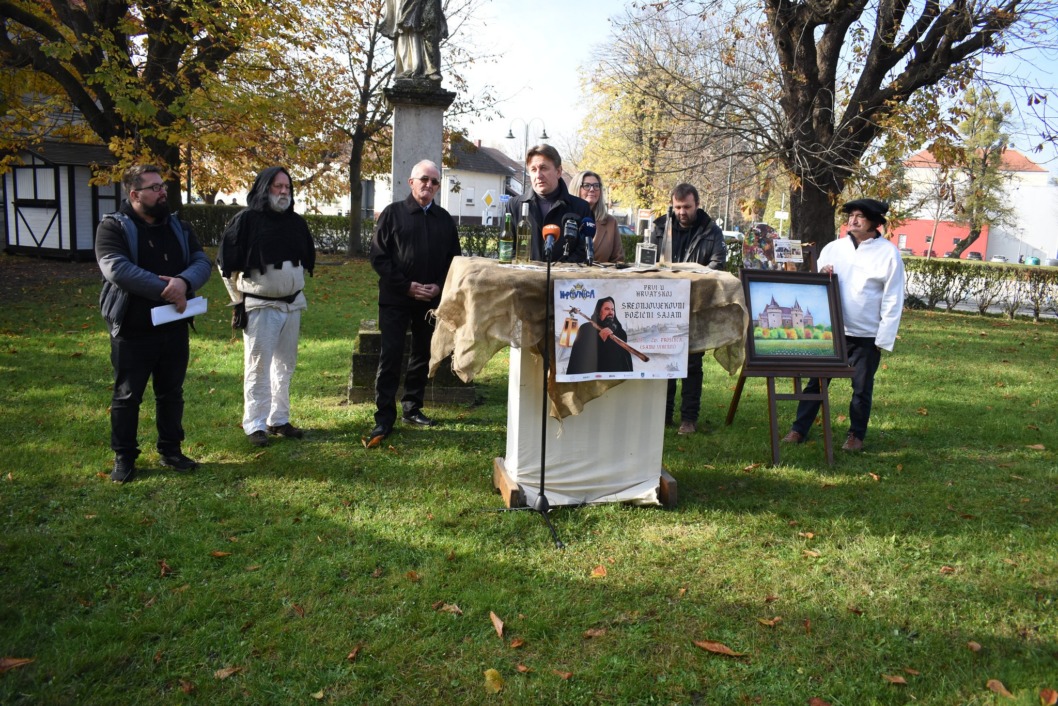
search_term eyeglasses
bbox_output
[133,183,166,193]
[414,176,441,187]
[580,183,602,192]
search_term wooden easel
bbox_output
[726,364,855,466]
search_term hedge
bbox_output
[903,257,1058,321]
[180,205,373,254]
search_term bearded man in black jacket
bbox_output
[218,167,316,448]
[565,297,634,375]
[651,183,727,435]
[96,165,212,483]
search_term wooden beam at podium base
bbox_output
[493,458,526,508]
[493,457,677,509]
[659,469,677,508]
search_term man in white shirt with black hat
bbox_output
[782,198,905,452]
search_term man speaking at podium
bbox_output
[565,297,634,375]
[504,144,591,263]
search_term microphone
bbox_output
[542,224,561,260]
[560,213,580,261]
[580,214,597,265]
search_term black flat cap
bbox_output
[842,198,888,224]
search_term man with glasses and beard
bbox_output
[96,165,212,483]
[565,297,634,375]
[218,167,316,448]
[365,160,461,447]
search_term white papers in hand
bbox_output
[151,297,207,326]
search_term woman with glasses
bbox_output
[570,171,624,263]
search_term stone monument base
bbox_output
[348,319,476,405]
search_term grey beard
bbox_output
[269,193,291,212]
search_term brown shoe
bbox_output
[677,420,696,435]
[781,430,804,444]
[842,434,864,452]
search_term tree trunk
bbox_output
[346,141,366,257]
[789,181,837,251]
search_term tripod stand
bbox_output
[497,248,565,549]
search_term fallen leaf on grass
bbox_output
[434,602,463,616]
[311,689,325,700]
[837,414,847,423]
[490,611,504,639]
[158,559,173,577]
[371,567,384,578]
[940,566,957,575]
[848,606,863,616]
[346,645,362,662]
[292,604,306,618]
[210,551,232,558]
[0,657,34,673]
[868,472,880,482]
[987,679,1014,698]
[896,463,904,472]
[179,680,195,694]
[516,664,532,673]
[583,628,607,639]
[245,565,261,572]
[406,570,421,582]
[154,650,163,664]
[803,550,821,558]
[904,667,921,676]
[509,638,525,649]
[917,407,929,416]
[883,674,907,685]
[803,619,812,634]
[483,669,504,693]
[84,514,97,520]
[1039,688,1057,705]
[808,699,832,706]
[798,532,815,539]
[552,669,573,680]
[742,463,762,472]
[678,587,687,597]
[764,594,780,603]
[1026,444,1046,451]
[591,565,607,578]
[693,640,746,658]
[757,617,782,627]
[215,666,242,680]
[967,641,983,652]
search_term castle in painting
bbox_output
[755,297,814,332]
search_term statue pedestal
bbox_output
[385,80,456,203]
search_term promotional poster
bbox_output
[554,278,691,382]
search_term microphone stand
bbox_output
[496,238,565,550]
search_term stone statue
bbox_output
[380,0,448,83]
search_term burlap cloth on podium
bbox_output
[429,256,749,419]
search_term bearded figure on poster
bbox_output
[380,0,447,82]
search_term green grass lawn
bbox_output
[1,255,1055,705]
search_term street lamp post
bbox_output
[505,118,549,194]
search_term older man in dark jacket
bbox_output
[504,144,592,263]
[366,159,461,446]
[651,183,727,435]
[96,165,212,483]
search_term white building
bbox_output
[903,149,1058,262]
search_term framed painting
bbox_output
[740,269,848,369]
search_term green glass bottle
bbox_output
[499,213,514,264]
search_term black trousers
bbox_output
[792,336,882,441]
[109,324,190,459]
[666,351,705,423]
[374,304,433,429]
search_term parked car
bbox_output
[617,224,637,238]
[722,231,744,245]
[966,252,983,260]
[990,255,1008,263]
